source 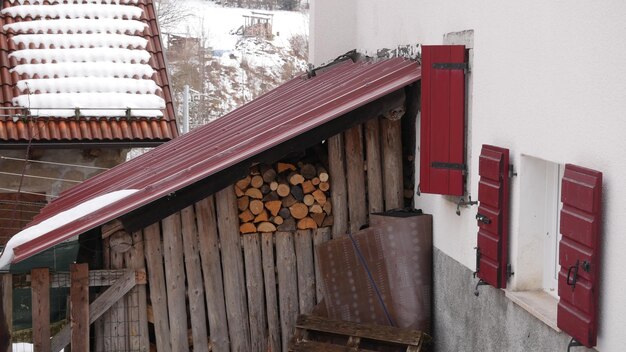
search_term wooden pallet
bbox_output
[289,315,431,352]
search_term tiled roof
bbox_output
[2,58,422,264]
[0,0,178,146]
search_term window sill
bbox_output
[504,289,560,332]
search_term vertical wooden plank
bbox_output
[31,268,50,352]
[312,227,331,303]
[365,117,384,214]
[126,230,149,352]
[161,212,190,351]
[70,263,89,352]
[195,196,230,351]
[344,125,368,233]
[294,230,315,315]
[261,232,281,352]
[215,186,251,352]
[1,273,13,352]
[109,243,128,351]
[381,117,404,210]
[327,133,348,238]
[276,232,298,352]
[143,222,172,352]
[181,205,210,352]
[242,233,267,352]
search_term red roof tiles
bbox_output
[0,0,178,146]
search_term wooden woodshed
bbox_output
[0,57,422,352]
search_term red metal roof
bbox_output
[8,57,421,263]
[0,0,178,146]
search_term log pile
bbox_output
[235,162,333,234]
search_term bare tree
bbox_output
[154,0,192,32]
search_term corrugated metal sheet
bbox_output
[9,57,421,263]
[0,0,178,145]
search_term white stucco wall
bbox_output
[311,1,626,350]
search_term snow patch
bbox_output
[1,4,143,19]
[12,62,155,79]
[11,33,147,49]
[4,18,147,35]
[0,189,139,270]
[17,77,160,94]
[9,48,151,65]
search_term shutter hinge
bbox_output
[507,264,514,279]
[432,62,469,72]
[473,247,481,278]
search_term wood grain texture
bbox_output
[70,264,89,352]
[312,228,331,303]
[109,241,128,351]
[365,117,384,214]
[124,230,150,352]
[327,133,348,238]
[261,232,281,352]
[242,233,268,352]
[381,117,404,210]
[295,230,315,315]
[195,196,230,351]
[32,268,50,352]
[276,232,298,352]
[344,125,368,233]
[0,274,12,352]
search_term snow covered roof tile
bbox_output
[0,0,177,145]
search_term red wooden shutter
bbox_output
[419,45,466,196]
[557,164,602,348]
[475,145,510,288]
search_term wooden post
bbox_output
[294,229,315,315]
[31,268,50,352]
[195,196,229,351]
[161,212,190,351]
[242,233,267,352]
[312,227,331,303]
[365,117,384,214]
[70,263,89,352]
[180,205,210,352]
[143,222,172,352]
[109,239,128,351]
[215,186,251,352]
[344,125,368,233]
[327,133,348,238]
[126,230,149,352]
[261,232,281,352]
[276,232,298,352]
[381,117,404,210]
[1,273,12,352]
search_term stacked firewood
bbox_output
[235,162,333,234]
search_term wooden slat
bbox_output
[13,269,145,289]
[52,271,138,352]
[365,117,384,213]
[1,273,12,352]
[195,196,229,351]
[215,186,251,351]
[344,125,368,233]
[381,117,404,210]
[125,230,149,352]
[261,232,281,352]
[327,133,348,238]
[276,231,298,352]
[242,233,268,352]
[295,315,428,346]
[161,212,190,351]
[295,230,315,315]
[312,228,331,303]
[143,222,172,352]
[289,340,378,352]
[70,263,89,352]
[109,242,128,351]
[181,205,210,352]
[32,268,50,352]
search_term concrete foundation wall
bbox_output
[433,248,593,352]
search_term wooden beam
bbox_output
[181,205,210,352]
[109,240,128,351]
[261,232,281,352]
[215,186,251,351]
[101,219,124,239]
[195,196,229,351]
[295,229,315,315]
[344,125,367,233]
[312,227,331,303]
[327,133,348,238]
[276,231,298,352]
[381,117,404,210]
[32,268,50,352]
[70,263,89,352]
[1,273,12,352]
[125,230,149,351]
[365,117,384,214]
[142,222,172,352]
[12,269,146,289]
[242,233,267,352]
[51,270,137,352]
[161,212,190,351]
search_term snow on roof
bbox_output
[0,189,139,270]
[10,0,141,6]
[4,18,147,34]
[2,2,165,118]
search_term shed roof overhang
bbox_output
[4,57,422,265]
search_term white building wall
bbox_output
[311,1,626,350]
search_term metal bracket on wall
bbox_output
[509,164,517,178]
[567,338,583,352]
[456,195,478,215]
[473,279,488,297]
